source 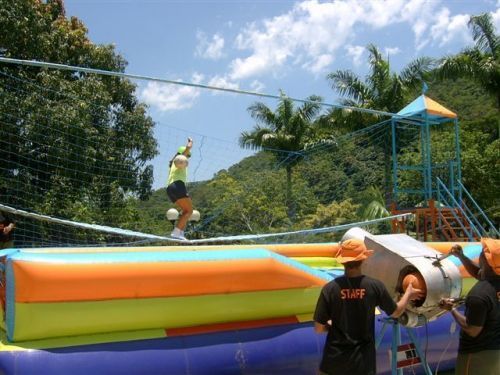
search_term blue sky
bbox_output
[63,0,500,188]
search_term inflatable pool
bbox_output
[0,242,480,374]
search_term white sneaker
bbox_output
[170,228,187,241]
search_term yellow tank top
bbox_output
[167,163,187,185]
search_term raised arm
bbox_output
[184,137,193,156]
[450,244,480,279]
[3,222,15,234]
[390,283,421,318]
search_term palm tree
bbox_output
[326,44,432,200]
[358,186,390,220]
[437,13,499,109]
[239,92,323,219]
[327,44,432,127]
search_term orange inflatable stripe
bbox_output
[14,259,326,302]
[166,316,299,337]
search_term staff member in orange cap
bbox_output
[440,238,500,375]
[314,238,421,375]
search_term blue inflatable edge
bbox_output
[5,257,15,342]
[268,251,333,282]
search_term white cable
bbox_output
[0,203,412,244]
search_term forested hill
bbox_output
[428,78,498,122]
[427,77,498,221]
[134,76,498,237]
[1,1,497,243]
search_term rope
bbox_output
[0,203,412,245]
[0,56,417,119]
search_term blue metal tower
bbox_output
[391,94,461,205]
[390,94,498,240]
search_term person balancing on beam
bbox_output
[166,137,193,241]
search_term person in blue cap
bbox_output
[166,137,193,240]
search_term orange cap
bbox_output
[481,238,500,275]
[336,239,374,264]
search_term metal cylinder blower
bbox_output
[341,227,462,327]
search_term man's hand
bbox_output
[187,137,193,147]
[406,283,424,301]
[391,283,424,318]
[314,321,330,333]
[3,223,14,235]
[450,244,464,258]
[439,298,455,311]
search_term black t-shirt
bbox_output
[459,277,500,353]
[314,275,397,375]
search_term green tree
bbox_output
[327,44,432,123]
[0,0,158,235]
[425,77,499,225]
[303,199,360,227]
[436,13,499,109]
[356,186,390,220]
[436,13,499,141]
[239,92,323,219]
[296,137,385,205]
[207,171,289,233]
[302,199,360,241]
[326,44,432,201]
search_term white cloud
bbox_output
[430,8,471,47]
[139,73,203,112]
[492,6,500,31]
[195,31,225,60]
[207,75,240,92]
[143,0,494,112]
[399,0,436,49]
[230,54,276,81]
[384,46,401,57]
[228,0,447,79]
[250,80,265,92]
[230,1,360,79]
[345,45,365,67]
[140,72,242,111]
[230,14,296,79]
[225,0,484,79]
[302,54,334,74]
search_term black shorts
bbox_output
[167,180,189,203]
